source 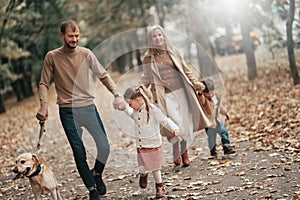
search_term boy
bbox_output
[198,79,235,157]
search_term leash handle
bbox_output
[36,114,46,154]
[36,112,47,121]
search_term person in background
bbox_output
[141,25,212,167]
[197,79,235,157]
[122,85,180,198]
[36,19,126,200]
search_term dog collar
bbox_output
[27,164,42,178]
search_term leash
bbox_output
[36,113,47,154]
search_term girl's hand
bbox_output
[173,130,180,137]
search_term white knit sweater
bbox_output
[125,103,179,148]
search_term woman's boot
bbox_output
[180,141,190,167]
[181,150,190,167]
[173,142,181,166]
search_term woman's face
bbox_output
[151,29,165,48]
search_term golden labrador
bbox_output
[13,153,62,200]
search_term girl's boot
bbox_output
[155,182,165,198]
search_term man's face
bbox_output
[60,26,80,49]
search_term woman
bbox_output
[141,25,212,167]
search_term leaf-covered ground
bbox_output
[0,48,299,199]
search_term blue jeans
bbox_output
[59,104,110,189]
[205,121,230,150]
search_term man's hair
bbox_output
[202,79,215,93]
[60,19,79,34]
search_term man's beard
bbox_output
[65,42,77,49]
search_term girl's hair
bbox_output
[145,25,175,55]
[60,19,79,34]
[202,79,215,93]
[124,85,153,122]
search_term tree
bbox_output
[286,0,300,85]
[239,2,258,80]
[0,0,68,113]
[186,1,216,77]
[0,0,16,113]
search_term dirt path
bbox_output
[1,48,299,199]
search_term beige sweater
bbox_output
[39,46,117,107]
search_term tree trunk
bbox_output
[0,93,6,113]
[116,55,126,74]
[240,3,257,80]
[11,80,23,101]
[127,51,134,70]
[286,0,300,85]
[136,49,143,72]
[23,64,34,97]
[0,0,15,113]
[187,1,216,77]
[0,0,15,45]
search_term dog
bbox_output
[13,153,62,200]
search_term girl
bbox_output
[123,85,180,198]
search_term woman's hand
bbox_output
[196,81,205,94]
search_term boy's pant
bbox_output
[205,121,230,151]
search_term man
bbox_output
[36,19,125,200]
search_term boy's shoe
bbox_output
[91,169,107,195]
[89,189,100,200]
[139,173,148,189]
[223,145,236,154]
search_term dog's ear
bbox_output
[32,154,41,164]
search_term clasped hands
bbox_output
[113,96,126,111]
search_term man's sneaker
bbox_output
[210,151,218,157]
[223,145,236,154]
[91,169,107,195]
[89,189,100,200]
[210,145,217,157]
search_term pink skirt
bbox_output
[137,146,163,171]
